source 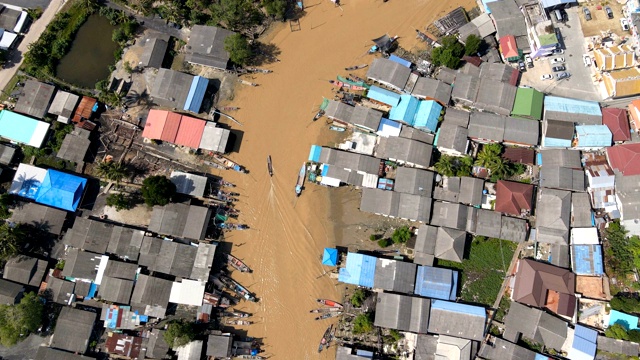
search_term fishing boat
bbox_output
[318,325,333,353]
[310,307,342,313]
[226,319,252,325]
[313,109,325,121]
[329,125,346,132]
[295,163,306,197]
[329,80,344,88]
[317,299,343,308]
[315,312,342,321]
[267,155,273,177]
[348,73,366,82]
[345,64,368,71]
[222,106,239,111]
[220,275,258,302]
[227,254,252,273]
[212,154,248,173]
[222,309,251,318]
[204,160,227,170]
[325,326,336,350]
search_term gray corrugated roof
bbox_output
[130,274,172,318]
[400,127,435,144]
[474,79,517,116]
[35,347,93,360]
[539,149,582,168]
[431,201,469,230]
[394,167,434,196]
[434,176,460,203]
[206,334,232,357]
[360,188,432,222]
[500,216,528,243]
[350,105,383,131]
[468,112,505,142]
[436,123,468,155]
[428,301,486,341]
[458,13,496,40]
[199,123,230,152]
[411,77,452,105]
[415,334,439,360]
[51,307,96,354]
[148,203,212,240]
[537,188,571,245]
[435,227,466,262]
[170,171,207,198]
[545,110,602,126]
[376,136,433,168]
[140,36,168,68]
[63,217,112,254]
[571,192,593,227]
[144,329,169,358]
[451,73,480,105]
[373,259,417,294]
[99,276,134,304]
[459,177,484,206]
[434,6,469,34]
[321,148,381,175]
[0,278,23,304]
[46,276,75,305]
[3,255,47,287]
[185,25,234,69]
[14,80,55,119]
[540,166,585,192]
[597,336,639,356]
[0,143,15,165]
[473,209,502,238]
[374,292,430,333]
[62,248,103,281]
[479,62,518,83]
[150,69,193,109]
[48,91,79,118]
[545,119,574,140]
[397,193,432,222]
[479,337,537,360]
[549,244,570,268]
[104,260,138,280]
[325,100,353,122]
[9,201,66,235]
[504,117,539,146]
[106,226,144,262]
[190,242,217,282]
[615,173,640,219]
[443,108,470,128]
[487,0,527,38]
[436,68,457,85]
[505,301,567,350]
[138,237,198,278]
[57,131,90,163]
[367,57,411,90]
[414,224,439,255]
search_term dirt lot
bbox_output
[579,1,627,37]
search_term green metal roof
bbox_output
[538,33,558,47]
[511,87,544,120]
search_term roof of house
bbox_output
[199,122,230,152]
[460,177,484,206]
[99,275,134,304]
[512,87,544,120]
[9,201,67,235]
[597,336,639,357]
[45,276,75,305]
[540,166,585,192]
[411,77,452,105]
[367,57,411,90]
[471,208,502,238]
[0,143,15,165]
[433,6,469,34]
[479,61,520,86]
[434,176,461,203]
[10,165,87,212]
[478,337,539,360]
[367,86,401,107]
[415,334,473,360]
[571,244,604,276]
[388,95,420,125]
[430,201,470,231]
[571,192,593,228]
[457,12,496,40]
[104,259,138,280]
[57,128,91,164]
[393,167,434,196]
[373,259,417,294]
[130,274,173,318]
[150,69,196,109]
[336,346,376,360]
[495,180,534,216]
[443,108,470,128]
[414,265,458,300]
[614,173,640,219]
[607,143,640,175]
[399,126,434,144]
[502,147,535,165]
[544,120,574,147]
[169,279,205,306]
[190,242,217,282]
[428,300,486,341]
[451,73,480,105]
[64,217,122,254]
[474,78,517,116]
[375,136,432,168]
[486,0,528,38]
[14,80,55,119]
[435,227,467,262]
[138,237,198,278]
[3,255,47,287]
[360,188,432,222]
[170,171,207,198]
[0,278,23,304]
[504,302,568,351]
[374,292,431,333]
[185,25,234,69]
[436,67,457,84]
[320,147,381,174]
[175,114,207,148]
[148,203,212,240]
[338,252,377,288]
[539,149,582,168]
[468,111,505,142]
[350,105,383,131]
[512,259,576,316]
[503,116,539,146]
[436,123,468,154]
[0,110,49,148]
[544,96,602,125]
[575,125,612,148]
[62,248,105,281]
[536,188,571,245]
[500,216,528,243]
[34,347,93,360]
[105,333,142,359]
[206,334,233,357]
[139,35,169,68]
[499,35,519,59]
[51,307,96,354]
[602,108,631,142]
[48,91,79,119]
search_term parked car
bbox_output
[552,65,566,72]
[551,57,565,64]
[583,54,592,66]
[518,61,526,71]
[541,74,553,80]
[556,72,571,80]
[524,55,533,68]
[552,48,564,55]
[621,18,630,31]
[605,6,613,19]
[583,7,592,21]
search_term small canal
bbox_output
[56,14,118,89]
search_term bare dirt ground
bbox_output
[579,1,626,37]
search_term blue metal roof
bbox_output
[544,96,602,116]
[542,136,572,148]
[389,54,412,68]
[414,100,442,133]
[184,76,209,113]
[368,86,401,107]
[309,145,322,162]
[575,325,598,343]
[35,170,87,212]
[377,117,401,132]
[430,299,486,318]
[338,252,376,288]
[414,266,458,300]
[570,325,598,360]
[389,94,419,125]
[0,110,49,147]
[321,164,330,176]
[322,248,338,266]
[609,310,640,330]
[575,125,612,148]
[572,245,604,276]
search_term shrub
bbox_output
[389,329,403,342]
[353,313,374,334]
[351,289,367,308]
[391,226,411,244]
[141,175,176,206]
[106,193,133,211]
[377,238,391,248]
[163,320,196,348]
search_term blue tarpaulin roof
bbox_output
[184,76,209,113]
[575,125,612,148]
[377,117,402,135]
[338,252,376,287]
[389,54,412,68]
[389,94,420,125]
[368,86,401,107]
[309,145,322,162]
[569,325,598,360]
[572,245,604,276]
[609,310,640,330]
[431,299,486,318]
[35,170,87,211]
[544,96,602,116]
[414,266,458,300]
[414,100,442,133]
[322,248,338,266]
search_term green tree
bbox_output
[163,320,196,348]
[141,176,176,206]
[475,143,503,168]
[389,329,403,342]
[629,235,640,270]
[377,238,391,248]
[351,289,367,308]
[353,313,374,334]
[95,161,129,183]
[210,0,263,31]
[224,33,252,66]
[604,221,634,276]
[0,194,13,220]
[106,193,133,211]
[263,0,288,20]
[431,47,461,69]
[456,156,473,177]
[0,292,44,347]
[0,223,24,261]
[464,34,483,56]
[391,226,411,244]
[606,323,630,340]
[610,294,640,314]
[434,154,455,176]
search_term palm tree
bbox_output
[0,223,21,261]
[475,143,503,168]
[434,155,455,177]
[95,161,130,183]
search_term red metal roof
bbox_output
[602,108,631,142]
[495,180,534,216]
[141,109,168,140]
[72,96,96,122]
[175,115,206,148]
[502,147,535,164]
[607,143,640,175]
[161,111,182,143]
[462,55,483,67]
[105,333,142,358]
[499,35,519,59]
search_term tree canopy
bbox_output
[431,35,464,69]
[353,313,374,334]
[475,144,525,182]
[611,294,640,315]
[0,223,25,261]
[0,292,44,347]
[95,161,130,183]
[391,226,411,244]
[263,0,288,20]
[604,221,634,277]
[464,34,484,56]
[163,320,196,348]
[434,154,473,177]
[210,0,263,31]
[224,33,252,66]
[141,176,176,206]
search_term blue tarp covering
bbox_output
[576,125,612,148]
[35,170,87,212]
[87,283,98,299]
[377,117,402,134]
[431,299,486,319]
[572,245,604,275]
[414,100,442,133]
[389,94,419,125]
[544,96,602,116]
[321,164,330,176]
[184,76,209,113]
[388,54,412,68]
[609,310,640,330]
[104,307,118,329]
[322,248,338,266]
[338,252,376,288]
[356,350,374,358]
[414,266,458,300]
[309,145,322,162]
[368,86,401,107]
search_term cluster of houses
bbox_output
[0,2,27,50]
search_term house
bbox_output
[495,180,534,216]
[185,25,235,70]
[48,90,79,124]
[0,110,49,148]
[367,86,401,107]
[572,192,594,228]
[62,248,107,283]
[139,33,169,68]
[45,276,75,305]
[410,77,452,105]
[97,260,137,304]
[377,118,402,137]
[451,73,480,107]
[373,258,417,294]
[602,108,631,142]
[0,28,17,50]
[206,334,233,359]
[9,202,67,235]
[102,304,147,330]
[359,188,432,222]
[366,57,411,91]
[148,203,212,240]
[571,242,604,276]
[138,237,198,278]
[318,147,381,175]
[3,255,46,287]
[105,333,142,359]
[512,259,576,317]
[433,6,469,34]
[375,136,432,168]
[169,279,206,306]
[540,166,585,192]
[434,176,484,206]
[478,337,541,360]
[503,302,568,351]
[400,126,434,144]
[71,96,97,130]
[435,123,468,156]
[499,216,528,243]
[499,35,521,62]
[57,128,91,164]
[474,78,517,116]
[324,101,383,132]
[480,62,520,86]
[521,1,560,58]
[594,45,636,71]
[338,252,376,288]
[470,208,502,238]
[544,96,602,125]
[614,173,640,235]
[414,224,467,263]
[415,334,474,360]
[14,80,55,119]
[502,147,535,165]
[0,5,27,33]
[539,149,582,168]
[143,329,170,358]
[192,242,220,282]
[412,100,443,133]
[141,109,211,149]
[387,94,422,126]
[542,119,574,148]
[414,265,458,300]
[0,279,23,304]
[628,99,640,132]
[584,153,615,190]
[175,340,204,360]
[64,217,140,255]
[574,125,612,149]
[336,346,375,359]
[170,171,207,198]
[9,164,87,212]
[51,307,96,354]
[512,87,544,120]
[428,300,486,341]
[468,112,505,143]
[130,274,173,318]
[486,0,530,51]
[393,167,434,197]
[596,336,639,358]
[199,122,230,153]
[457,12,496,41]
[443,108,470,127]
[567,325,598,360]
[430,201,471,231]
[150,69,209,112]
[503,116,539,147]
[536,188,571,244]
[374,292,431,333]
[0,143,15,165]
[607,143,640,175]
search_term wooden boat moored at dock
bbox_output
[227,254,252,273]
[316,299,343,308]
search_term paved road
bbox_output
[105,0,189,41]
[0,0,64,93]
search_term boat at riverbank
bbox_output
[227,254,252,273]
[318,324,333,353]
[267,155,273,176]
[316,299,343,308]
[314,311,342,321]
[310,307,342,313]
[212,154,248,173]
[219,275,258,302]
[226,319,252,325]
[295,163,306,196]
